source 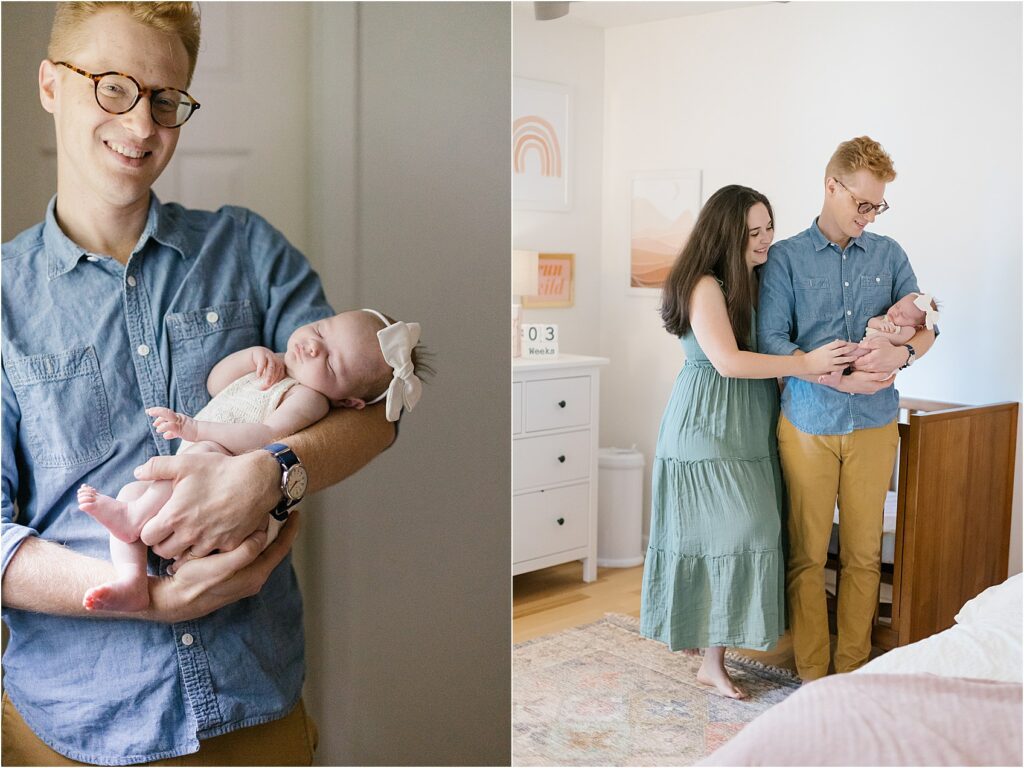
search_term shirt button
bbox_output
[844,282,849,287]
[86,255,99,262]
[181,633,194,646]
[126,275,137,287]
[206,312,219,324]
[842,255,847,260]
[846,310,852,316]
[876,277,881,283]
[137,344,150,357]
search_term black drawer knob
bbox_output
[556,517,565,526]
[557,455,566,463]
[558,400,566,408]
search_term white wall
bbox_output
[517,2,1023,572]
[512,3,604,356]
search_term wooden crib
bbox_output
[826,397,1019,651]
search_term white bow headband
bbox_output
[363,309,422,422]
[912,293,940,330]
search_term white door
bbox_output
[154,2,311,252]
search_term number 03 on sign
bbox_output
[521,323,559,358]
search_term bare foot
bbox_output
[77,485,139,543]
[83,579,150,612]
[696,664,747,699]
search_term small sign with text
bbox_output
[521,323,559,358]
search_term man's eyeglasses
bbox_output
[833,177,889,216]
[54,61,200,129]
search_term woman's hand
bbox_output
[801,339,859,375]
[821,369,896,393]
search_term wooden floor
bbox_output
[512,560,802,672]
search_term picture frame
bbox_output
[522,252,574,308]
[628,170,702,295]
[513,78,571,212]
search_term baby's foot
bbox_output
[77,485,139,543]
[696,663,747,700]
[83,578,150,613]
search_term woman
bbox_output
[639,185,855,698]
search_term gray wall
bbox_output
[1,2,54,240]
[302,4,511,765]
[2,2,511,765]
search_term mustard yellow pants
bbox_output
[1,693,318,766]
[777,413,899,680]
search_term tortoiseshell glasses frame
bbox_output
[832,177,889,216]
[53,60,201,128]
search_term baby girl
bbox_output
[819,292,939,386]
[77,308,424,612]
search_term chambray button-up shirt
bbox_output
[2,196,333,764]
[757,218,933,436]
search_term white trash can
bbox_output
[597,447,645,567]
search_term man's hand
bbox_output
[852,335,908,374]
[143,513,300,624]
[135,449,280,560]
[819,369,896,393]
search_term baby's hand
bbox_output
[252,347,285,390]
[146,407,199,442]
[878,318,899,334]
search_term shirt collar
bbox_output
[810,217,865,253]
[44,193,192,280]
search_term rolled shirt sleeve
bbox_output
[1,363,36,579]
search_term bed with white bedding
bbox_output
[699,574,1023,766]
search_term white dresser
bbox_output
[512,354,609,582]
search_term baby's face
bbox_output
[886,294,927,327]
[284,311,387,405]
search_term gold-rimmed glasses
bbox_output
[54,61,201,128]
[833,177,889,216]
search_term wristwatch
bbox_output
[899,344,916,370]
[262,442,307,521]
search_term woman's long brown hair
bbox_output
[660,185,773,351]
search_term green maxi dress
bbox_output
[640,314,785,651]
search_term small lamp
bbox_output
[512,250,539,357]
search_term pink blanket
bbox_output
[699,673,1023,766]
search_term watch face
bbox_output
[284,466,308,500]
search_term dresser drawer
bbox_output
[513,382,523,435]
[513,430,590,491]
[524,376,591,432]
[513,483,589,563]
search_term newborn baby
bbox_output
[819,292,938,386]
[77,308,424,612]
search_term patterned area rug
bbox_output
[513,614,800,766]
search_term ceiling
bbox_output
[514,1,774,29]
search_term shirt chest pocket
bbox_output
[7,346,113,468]
[166,300,261,415]
[795,277,833,321]
[860,273,894,316]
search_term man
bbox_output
[758,136,937,681]
[1,3,393,764]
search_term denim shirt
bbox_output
[1,195,333,764]
[757,218,933,436]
